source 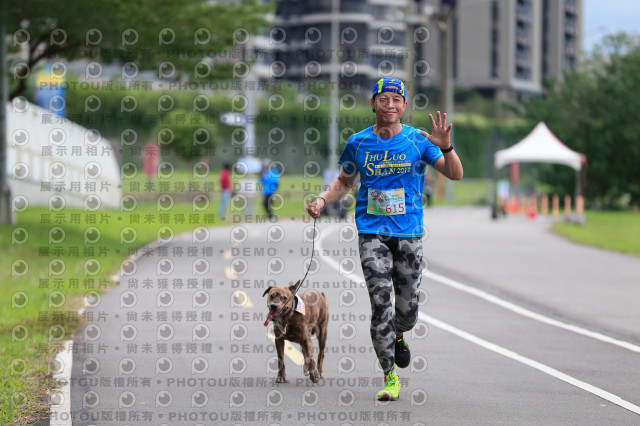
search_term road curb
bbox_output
[50,340,73,426]
[46,233,166,424]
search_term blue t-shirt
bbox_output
[339,124,443,237]
[260,168,280,195]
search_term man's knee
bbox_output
[395,307,419,332]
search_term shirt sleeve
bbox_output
[416,130,443,166]
[338,137,357,175]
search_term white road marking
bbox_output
[420,312,640,415]
[267,332,304,365]
[424,270,640,353]
[236,290,254,308]
[315,225,640,415]
[316,223,639,352]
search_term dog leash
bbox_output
[276,214,319,318]
[262,198,324,329]
[276,193,329,319]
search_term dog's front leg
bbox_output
[275,336,287,383]
[301,337,319,383]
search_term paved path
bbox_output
[423,207,640,340]
[64,207,640,425]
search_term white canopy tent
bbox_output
[492,122,586,219]
[495,122,585,172]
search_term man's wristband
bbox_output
[441,144,454,153]
[317,196,327,208]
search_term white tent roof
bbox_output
[494,122,584,171]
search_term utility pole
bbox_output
[328,0,340,174]
[404,2,418,126]
[434,2,456,203]
[404,1,433,127]
[438,4,453,131]
[0,1,14,224]
[244,39,256,160]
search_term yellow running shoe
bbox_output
[376,364,401,401]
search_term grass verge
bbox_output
[0,202,227,424]
[552,210,640,256]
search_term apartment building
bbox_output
[415,0,581,102]
[257,0,581,102]
[258,0,411,94]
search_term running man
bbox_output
[307,78,463,401]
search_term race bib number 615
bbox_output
[367,188,406,215]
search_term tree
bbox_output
[151,109,218,162]
[523,33,640,208]
[5,0,272,99]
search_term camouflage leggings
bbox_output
[359,234,423,374]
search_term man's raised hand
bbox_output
[421,111,452,149]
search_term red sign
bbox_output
[144,143,160,178]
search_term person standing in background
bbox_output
[218,163,232,220]
[260,159,280,219]
[423,172,434,207]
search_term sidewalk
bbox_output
[422,206,640,341]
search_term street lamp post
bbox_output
[424,2,456,203]
[328,0,340,175]
[437,4,454,135]
[404,3,421,127]
[437,4,456,203]
[243,39,256,160]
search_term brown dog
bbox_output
[262,282,328,383]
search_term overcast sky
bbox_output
[583,0,640,52]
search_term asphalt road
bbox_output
[66,207,640,425]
